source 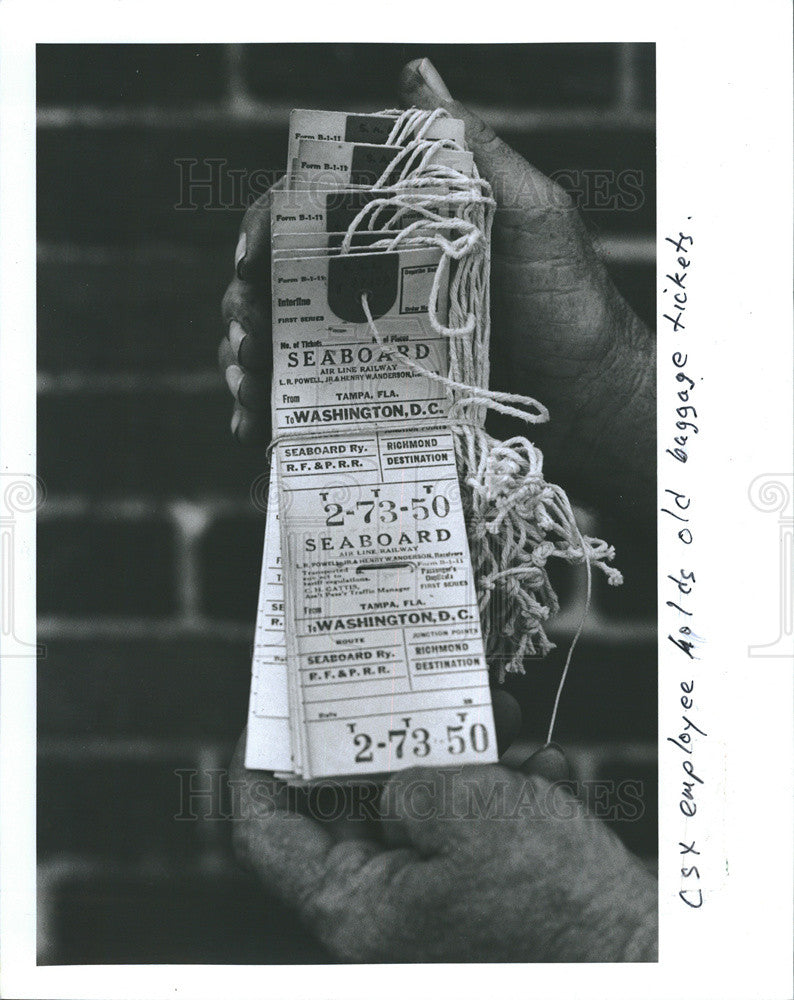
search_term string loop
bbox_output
[318,107,623,739]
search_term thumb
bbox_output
[399,57,566,213]
[378,763,526,856]
[515,741,572,783]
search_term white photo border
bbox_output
[1,2,792,998]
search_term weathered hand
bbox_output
[229,732,658,963]
[218,177,280,446]
[219,60,655,514]
[399,59,655,515]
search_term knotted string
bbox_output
[314,107,623,739]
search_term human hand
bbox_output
[229,731,658,963]
[218,177,279,446]
[399,58,655,514]
[219,61,655,513]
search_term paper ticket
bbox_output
[245,103,496,782]
[275,425,498,779]
[244,467,294,774]
[291,139,473,186]
[272,230,406,257]
[270,185,450,238]
[287,109,465,167]
[270,246,450,435]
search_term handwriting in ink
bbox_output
[662,228,693,332]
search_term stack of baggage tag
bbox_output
[245,108,498,781]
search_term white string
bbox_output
[361,293,623,679]
[312,107,623,710]
[362,293,548,423]
[546,507,592,745]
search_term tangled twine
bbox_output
[334,108,623,684]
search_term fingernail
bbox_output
[231,408,242,438]
[519,743,571,783]
[411,57,452,102]
[225,364,244,399]
[228,320,246,359]
[234,232,247,278]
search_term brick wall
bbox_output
[36,42,657,964]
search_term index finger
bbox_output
[228,731,385,913]
[235,176,287,285]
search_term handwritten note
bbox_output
[661,222,709,909]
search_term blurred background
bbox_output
[37,42,656,964]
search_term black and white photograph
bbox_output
[33,39,658,965]
[0,4,792,999]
